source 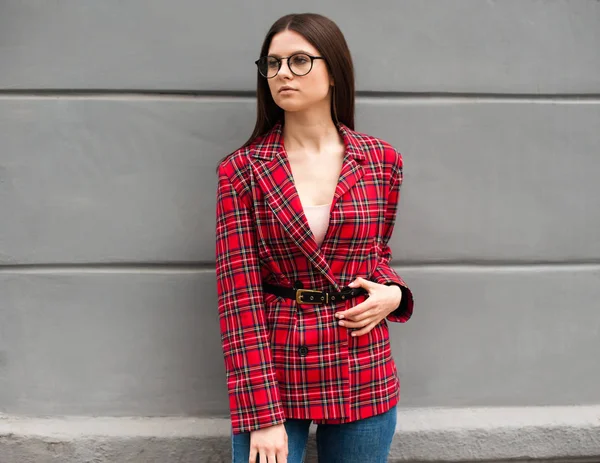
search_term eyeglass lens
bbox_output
[258,53,313,78]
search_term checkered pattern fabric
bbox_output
[216,121,414,434]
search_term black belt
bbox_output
[263,282,368,305]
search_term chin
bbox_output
[274,100,308,112]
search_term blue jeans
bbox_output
[231,407,397,462]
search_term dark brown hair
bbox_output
[216,13,355,170]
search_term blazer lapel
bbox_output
[331,123,366,205]
[251,122,366,289]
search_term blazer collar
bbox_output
[250,121,366,162]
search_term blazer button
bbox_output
[298,345,309,357]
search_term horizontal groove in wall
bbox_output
[1,89,600,103]
[1,261,600,274]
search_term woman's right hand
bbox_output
[249,423,288,463]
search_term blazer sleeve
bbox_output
[370,150,414,323]
[215,166,286,434]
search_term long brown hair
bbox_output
[216,13,355,170]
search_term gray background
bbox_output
[1,0,599,460]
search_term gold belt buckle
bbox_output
[296,289,327,304]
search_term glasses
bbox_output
[255,53,325,78]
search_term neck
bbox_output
[282,104,339,154]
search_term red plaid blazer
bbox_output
[215,121,414,434]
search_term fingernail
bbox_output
[339,321,345,326]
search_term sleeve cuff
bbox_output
[383,282,413,323]
[230,408,286,435]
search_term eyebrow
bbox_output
[268,50,314,57]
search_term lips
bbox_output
[279,86,297,93]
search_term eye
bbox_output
[291,54,310,65]
[266,57,279,68]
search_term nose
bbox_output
[277,57,293,79]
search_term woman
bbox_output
[215,13,414,463]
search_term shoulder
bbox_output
[217,146,250,179]
[347,128,403,170]
[216,133,268,196]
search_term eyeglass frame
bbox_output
[254,53,326,78]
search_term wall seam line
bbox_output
[1,90,600,103]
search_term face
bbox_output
[265,30,333,113]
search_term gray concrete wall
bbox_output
[1,1,599,461]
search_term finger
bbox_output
[348,276,375,290]
[337,307,376,326]
[339,317,373,329]
[267,452,277,463]
[336,299,373,320]
[351,320,378,337]
[277,448,288,463]
[249,446,258,463]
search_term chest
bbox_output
[287,150,344,207]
